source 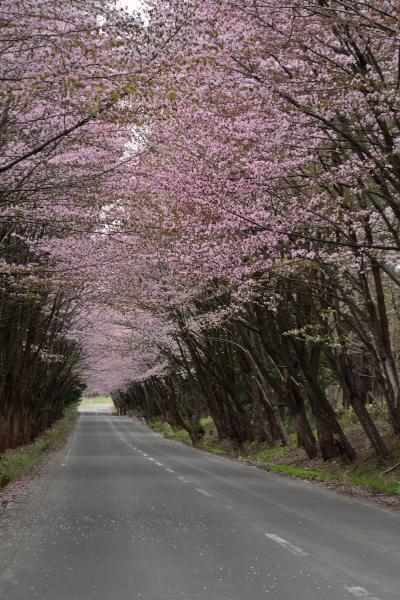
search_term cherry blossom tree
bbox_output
[0,0,153,448]
[3,0,399,462]
[94,0,400,460]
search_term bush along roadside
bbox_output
[146,417,400,499]
[0,401,79,492]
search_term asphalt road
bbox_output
[0,412,399,600]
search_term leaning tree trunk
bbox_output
[331,350,389,460]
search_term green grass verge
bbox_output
[0,402,79,491]
[150,419,192,444]
[246,442,295,464]
[269,464,338,481]
[347,473,400,495]
[262,463,400,494]
[199,440,230,455]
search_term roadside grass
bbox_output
[245,439,296,464]
[0,402,79,491]
[146,414,400,496]
[346,473,400,495]
[269,464,338,481]
[199,439,232,456]
[151,419,192,444]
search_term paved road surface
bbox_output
[0,412,399,600]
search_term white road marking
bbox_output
[155,462,163,467]
[148,457,155,461]
[178,475,191,483]
[265,533,308,557]
[166,468,175,473]
[142,453,148,457]
[345,586,379,599]
[195,488,212,497]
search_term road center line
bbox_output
[345,586,379,600]
[155,462,163,466]
[265,533,308,557]
[178,475,191,483]
[165,468,175,473]
[195,488,212,497]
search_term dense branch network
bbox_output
[1,0,400,464]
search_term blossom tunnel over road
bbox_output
[1,2,400,599]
